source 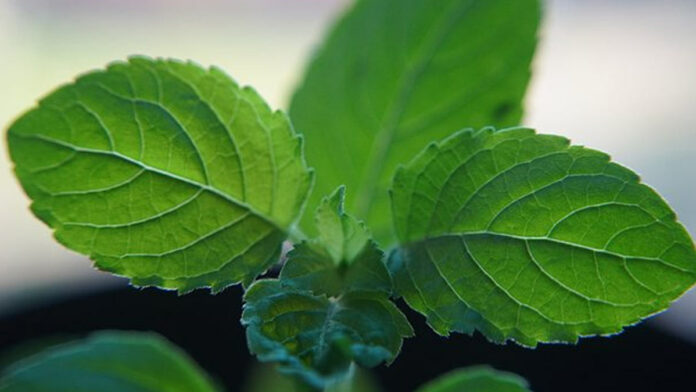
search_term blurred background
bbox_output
[0,0,694,387]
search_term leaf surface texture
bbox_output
[7,57,312,292]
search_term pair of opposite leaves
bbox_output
[6,0,696,376]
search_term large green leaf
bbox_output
[390,127,696,346]
[7,57,313,292]
[290,0,541,244]
[416,366,531,392]
[0,331,218,392]
[242,280,412,389]
[280,187,392,297]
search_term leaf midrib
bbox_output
[353,0,476,218]
[407,231,692,273]
[95,64,282,221]
[11,132,283,233]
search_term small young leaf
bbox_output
[390,127,696,346]
[281,187,392,296]
[290,0,541,244]
[416,366,531,392]
[281,240,391,298]
[315,186,371,265]
[7,57,313,292]
[241,280,412,389]
[0,331,218,392]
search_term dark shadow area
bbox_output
[0,286,692,391]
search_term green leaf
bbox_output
[315,186,371,266]
[290,0,541,244]
[281,187,392,297]
[281,240,391,298]
[416,366,531,392]
[241,280,412,389]
[7,57,313,292]
[0,331,218,392]
[390,127,696,346]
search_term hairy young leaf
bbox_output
[241,280,413,389]
[281,187,392,296]
[416,366,531,392]
[290,0,541,244]
[0,331,217,392]
[390,127,696,346]
[7,57,313,292]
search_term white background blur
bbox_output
[1,0,695,340]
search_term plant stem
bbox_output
[324,363,356,392]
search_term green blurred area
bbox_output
[243,363,382,392]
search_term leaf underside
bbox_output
[390,127,696,346]
[290,0,541,244]
[0,332,217,392]
[7,57,312,293]
[416,366,531,392]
